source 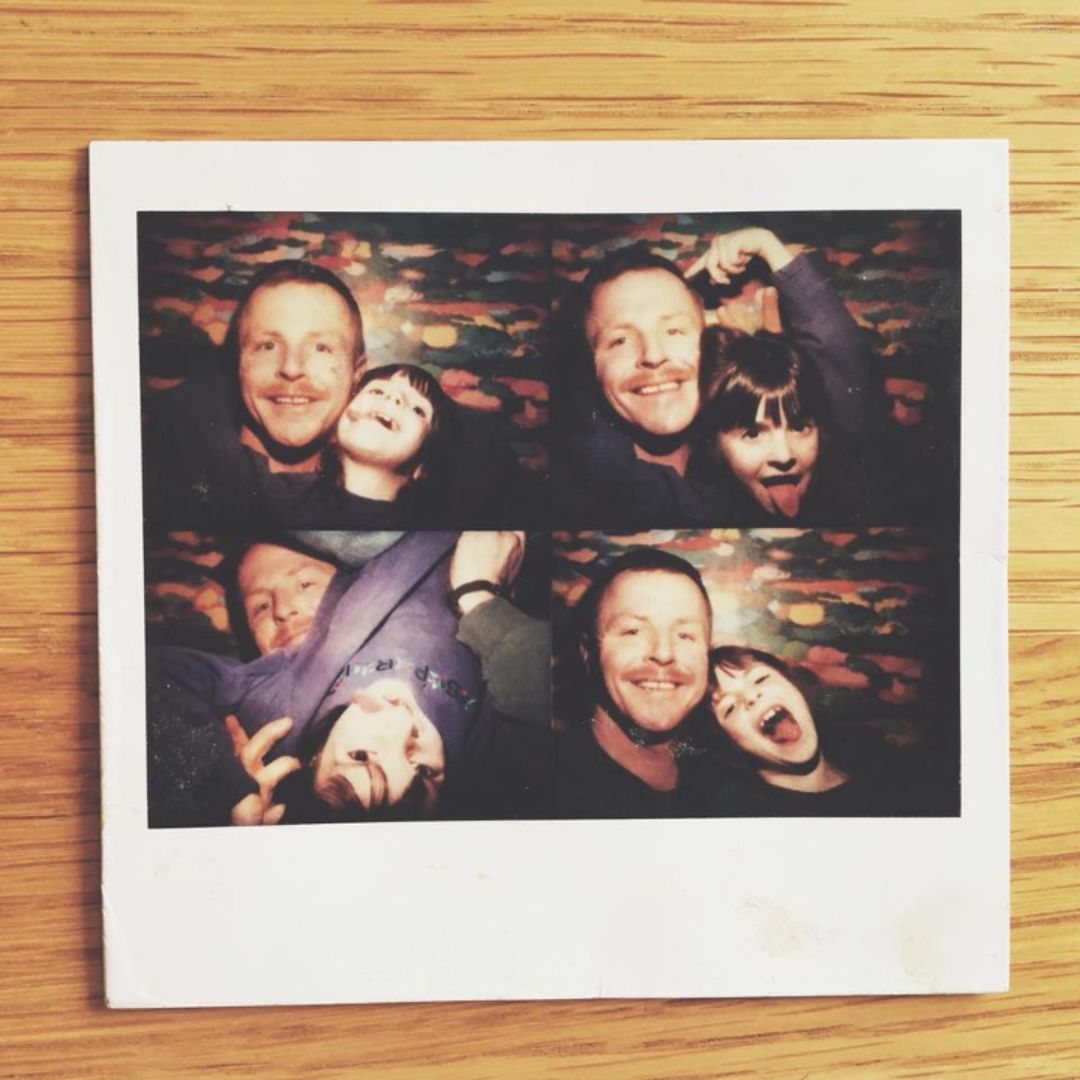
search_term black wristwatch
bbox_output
[447,579,507,616]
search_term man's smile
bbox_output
[628,379,685,397]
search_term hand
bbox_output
[450,531,525,614]
[706,285,781,336]
[226,715,302,826]
[686,227,794,284]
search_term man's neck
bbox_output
[239,425,321,474]
[591,708,679,792]
[759,756,848,794]
[339,457,410,503]
[633,440,692,477]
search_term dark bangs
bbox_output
[703,330,828,433]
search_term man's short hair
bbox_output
[702,329,830,433]
[578,243,702,351]
[575,546,713,661]
[226,258,366,366]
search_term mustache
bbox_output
[261,383,329,398]
[624,664,696,684]
[621,366,697,392]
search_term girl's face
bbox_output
[713,397,819,518]
[710,662,819,768]
[336,371,435,473]
[316,682,446,814]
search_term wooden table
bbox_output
[2,3,1077,1077]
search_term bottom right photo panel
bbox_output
[551,528,959,819]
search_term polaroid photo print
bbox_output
[91,140,1008,1006]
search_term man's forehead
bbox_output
[241,280,357,331]
[600,569,709,619]
[590,267,699,318]
[238,544,333,591]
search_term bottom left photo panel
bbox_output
[143,529,554,827]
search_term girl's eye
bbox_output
[253,340,275,352]
[741,428,760,441]
[754,673,769,684]
[724,704,735,719]
[369,386,384,396]
[348,749,370,762]
[417,764,434,780]
[607,335,626,349]
[667,327,684,336]
[620,627,639,637]
[413,405,427,418]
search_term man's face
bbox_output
[315,682,446,814]
[714,400,820,519]
[586,268,704,437]
[238,281,361,451]
[237,543,336,656]
[594,569,710,733]
[336,372,434,473]
[710,662,819,768]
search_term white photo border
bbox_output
[91,140,1009,1006]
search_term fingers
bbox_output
[256,754,302,793]
[229,793,265,827]
[684,250,708,281]
[224,713,248,757]
[262,803,287,826]
[243,716,294,768]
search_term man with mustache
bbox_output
[551,546,713,818]
[554,227,869,527]
[142,260,527,528]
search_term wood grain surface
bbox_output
[1,2,1077,1077]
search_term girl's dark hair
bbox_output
[320,363,456,491]
[708,644,814,694]
[702,329,830,434]
[225,258,366,365]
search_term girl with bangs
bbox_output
[698,328,868,524]
[289,362,456,527]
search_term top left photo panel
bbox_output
[138,211,551,530]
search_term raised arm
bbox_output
[450,531,552,730]
[691,227,870,440]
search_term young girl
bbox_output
[698,329,867,524]
[278,363,454,527]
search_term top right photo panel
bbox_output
[549,210,960,532]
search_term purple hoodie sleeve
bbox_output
[774,253,870,440]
